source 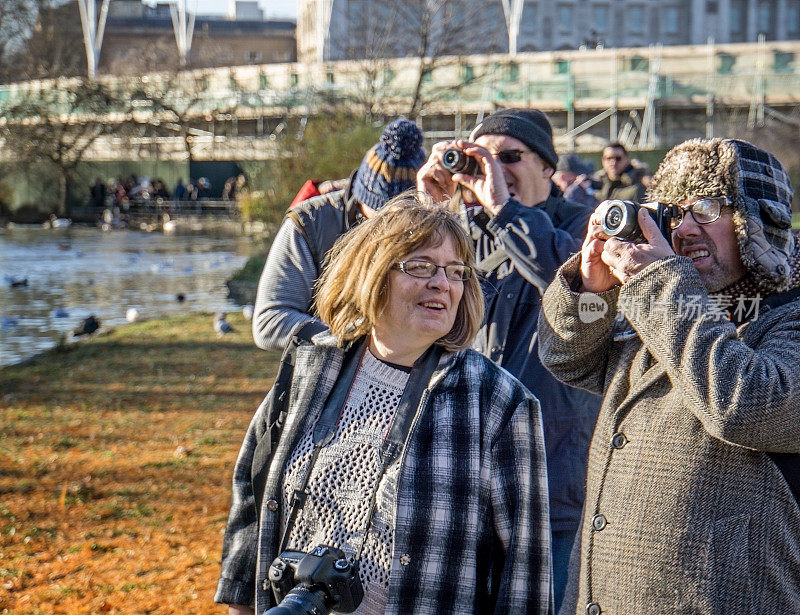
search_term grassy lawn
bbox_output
[0,313,280,614]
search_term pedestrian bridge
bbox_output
[1,38,798,158]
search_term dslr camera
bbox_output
[264,545,364,615]
[597,199,679,246]
[442,148,479,176]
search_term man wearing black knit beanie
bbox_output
[417,107,600,612]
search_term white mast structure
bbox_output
[500,0,524,56]
[316,0,334,63]
[77,0,111,78]
[170,0,196,67]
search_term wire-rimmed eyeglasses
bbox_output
[395,259,472,282]
[669,196,729,230]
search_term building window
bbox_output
[629,55,649,71]
[717,52,736,73]
[247,51,262,64]
[506,61,519,82]
[592,4,609,31]
[461,64,474,83]
[757,0,775,37]
[520,4,538,38]
[554,59,571,75]
[326,71,335,84]
[628,5,645,34]
[788,0,800,36]
[421,68,432,83]
[557,4,574,32]
[664,7,680,34]
[774,51,794,72]
[259,73,268,90]
[290,73,299,87]
[730,0,746,39]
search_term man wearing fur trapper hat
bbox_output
[250,118,426,351]
[538,137,800,614]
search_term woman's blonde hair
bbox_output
[315,193,483,351]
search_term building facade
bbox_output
[101,0,296,73]
[297,0,800,62]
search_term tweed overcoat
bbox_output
[538,254,800,614]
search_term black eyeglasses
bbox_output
[395,259,472,282]
[669,196,728,230]
[493,149,532,164]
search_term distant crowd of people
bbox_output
[88,173,248,210]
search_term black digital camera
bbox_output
[598,199,679,246]
[442,148,479,176]
[264,545,364,615]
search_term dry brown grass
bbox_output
[0,313,280,614]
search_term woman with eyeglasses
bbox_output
[216,196,552,615]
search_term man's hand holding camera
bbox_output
[416,140,511,216]
[582,206,675,292]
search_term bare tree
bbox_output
[335,0,503,120]
[2,0,86,81]
[128,71,233,163]
[0,79,122,215]
[0,0,38,82]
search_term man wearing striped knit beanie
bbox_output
[252,118,426,351]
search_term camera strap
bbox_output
[278,341,443,556]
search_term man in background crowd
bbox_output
[595,141,647,203]
[552,154,598,208]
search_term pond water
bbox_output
[0,225,258,367]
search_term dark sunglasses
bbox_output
[603,154,624,161]
[493,149,532,164]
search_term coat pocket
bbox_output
[709,514,752,615]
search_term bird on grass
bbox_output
[73,315,100,337]
[126,308,140,323]
[242,304,254,321]
[4,275,28,288]
[1,314,19,330]
[214,312,234,337]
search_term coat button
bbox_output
[592,514,607,531]
[265,499,278,512]
[399,553,411,566]
[611,432,627,449]
[506,292,515,299]
[587,602,602,615]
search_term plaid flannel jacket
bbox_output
[215,336,553,614]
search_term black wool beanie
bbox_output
[470,108,558,169]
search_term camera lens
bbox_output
[263,586,329,615]
[599,200,641,241]
[442,148,478,175]
[604,205,624,231]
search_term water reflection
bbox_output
[1,225,257,366]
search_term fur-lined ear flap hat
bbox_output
[647,138,795,292]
